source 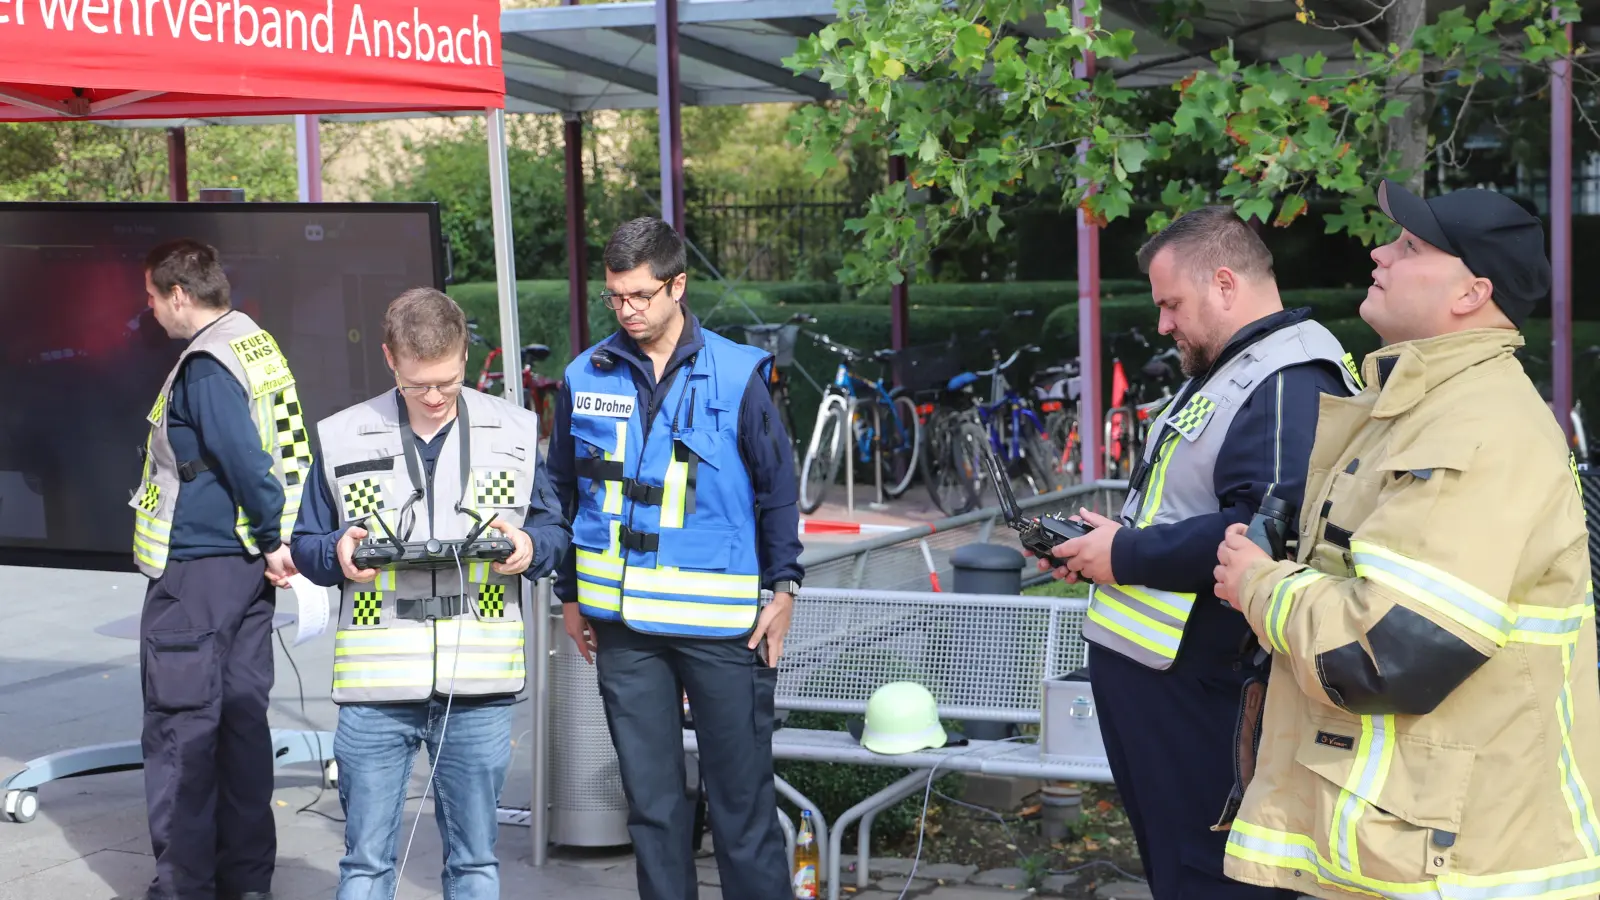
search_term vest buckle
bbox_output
[617,525,660,553]
[622,478,666,506]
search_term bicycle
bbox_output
[797,332,922,514]
[712,312,816,472]
[920,324,1065,515]
[1031,357,1084,488]
[1102,327,1183,478]
[468,320,559,441]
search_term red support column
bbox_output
[564,111,592,356]
[1073,0,1103,482]
[1552,21,1574,447]
[656,0,685,232]
[888,154,910,351]
[167,128,188,201]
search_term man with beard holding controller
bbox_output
[1030,207,1360,899]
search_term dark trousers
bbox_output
[140,555,277,900]
[592,620,789,900]
[1089,643,1298,900]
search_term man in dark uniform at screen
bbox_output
[124,240,302,900]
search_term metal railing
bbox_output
[798,479,1131,593]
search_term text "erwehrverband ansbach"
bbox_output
[0,1,497,66]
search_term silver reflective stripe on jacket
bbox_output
[316,387,540,704]
[1084,319,1360,670]
[130,311,308,578]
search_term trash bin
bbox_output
[546,605,631,848]
[951,542,1024,741]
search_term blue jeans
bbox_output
[333,699,512,900]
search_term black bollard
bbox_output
[951,543,1024,741]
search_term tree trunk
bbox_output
[1386,0,1430,193]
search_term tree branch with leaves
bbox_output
[784,0,1584,288]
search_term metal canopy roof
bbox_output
[499,0,839,115]
[103,0,1370,128]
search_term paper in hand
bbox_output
[287,573,333,647]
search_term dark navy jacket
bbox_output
[291,405,572,707]
[1108,307,1351,662]
[167,352,286,561]
[547,312,804,605]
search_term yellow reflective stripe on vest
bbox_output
[622,595,757,630]
[335,628,433,652]
[1265,570,1326,655]
[1351,541,1514,646]
[603,421,627,516]
[1228,818,1600,900]
[1136,431,1182,528]
[578,580,621,612]
[331,659,435,690]
[576,547,624,581]
[1330,715,1396,877]
[625,566,760,600]
[660,450,690,530]
[1087,583,1195,660]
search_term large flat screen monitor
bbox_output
[0,201,445,572]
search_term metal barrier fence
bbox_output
[797,479,1132,593]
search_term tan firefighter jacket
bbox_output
[1225,328,1600,900]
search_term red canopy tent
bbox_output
[0,0,529,397]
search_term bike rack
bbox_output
[842,396,886,515]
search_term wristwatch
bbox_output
[771,580,801,597]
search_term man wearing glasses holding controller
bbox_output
[547,218,803,900]
[290,288,569,900]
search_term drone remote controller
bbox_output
[980,446,1097,582]
[352,536,514,571]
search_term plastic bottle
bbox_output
[793,810,819,898]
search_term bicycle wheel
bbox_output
[1103,406,1137,479]
[920,409,978,516]
[798,398,846,514]
[1021,426,1065,494]
[879,394,921,498]
[952,420,990,508]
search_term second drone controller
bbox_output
[1019,515,1096,581]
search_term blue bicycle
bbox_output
[936,332,1067,510]
[797,332,922,514]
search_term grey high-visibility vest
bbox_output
[1084,319,1361,670]
[130,310,309,578]
[316,386,539,705]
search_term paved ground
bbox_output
[0,497,966,900]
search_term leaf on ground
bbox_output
[1097,800,1114,812]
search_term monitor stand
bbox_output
[0,612,336,824]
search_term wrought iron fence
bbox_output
[686,187,861,283]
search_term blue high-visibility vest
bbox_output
[564,330,769,639]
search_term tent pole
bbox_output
[656,0,684,232]
[564,111,591,356]
[487,107,523,408]
[1552,21,1574,448]
[167,128,188,201]
[295,115,322,203]
[887,155,910,353]
[1073,0,1102,483]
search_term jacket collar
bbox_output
[603,306,706,382]
[1363,327,1525,419]
[1199,306,1313,382]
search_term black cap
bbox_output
[1376,178,1551,327]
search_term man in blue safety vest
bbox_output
[548,217,804,900]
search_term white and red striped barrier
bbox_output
[797,519,911,536]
